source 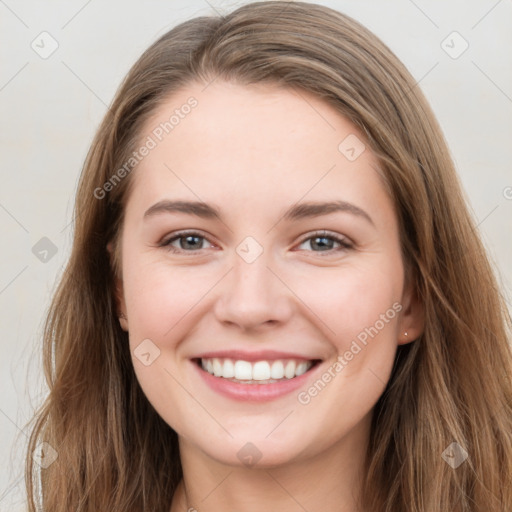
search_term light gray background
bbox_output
[1,0,511,509]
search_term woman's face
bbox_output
[113,80,422,467]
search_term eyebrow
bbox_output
[143,199,374,226]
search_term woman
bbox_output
[25,2,512,511]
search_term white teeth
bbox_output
[212,358,223,377]
[234,360,252,380]
[295,362,309,376]
[200,357,315,381]
[222,358,235,378]
[252,361,271,381]
[284,360,296,379]
[270,360,284,379]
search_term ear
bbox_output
[107,241,128,332]
[397,280,424,345]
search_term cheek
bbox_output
[289,260,402,346]
[123,257,220,347]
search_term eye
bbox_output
[159,229,353,256]
[160,231,215,254]
[295,231,353,254]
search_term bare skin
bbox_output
[111,80,423,512]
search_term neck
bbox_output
[170,413,371,512]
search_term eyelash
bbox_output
[159,230,353,256]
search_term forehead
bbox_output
[125,80,392,224]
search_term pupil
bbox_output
[312,236,332,251]
[182,236,201,249]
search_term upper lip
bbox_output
[192,350,322,362]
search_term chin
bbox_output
[193,433,306,469]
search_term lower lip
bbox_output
[192,359,321,402]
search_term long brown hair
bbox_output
[25,2,512,510]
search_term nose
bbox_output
[212,248,294,333]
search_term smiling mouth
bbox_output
[193,357,322,384]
